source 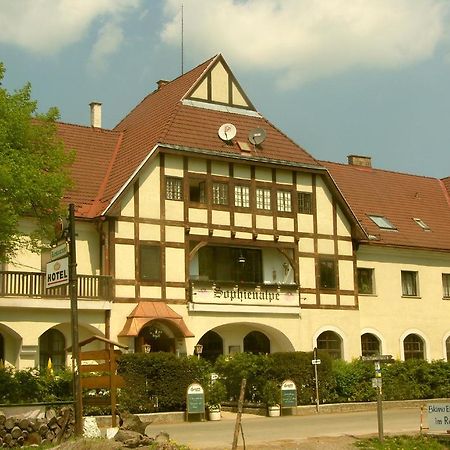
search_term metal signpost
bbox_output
[362,354,393,443]
[312,347,321,412]
[46,204,82,435]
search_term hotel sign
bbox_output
[192,283,299,307]
[45,257,69,289]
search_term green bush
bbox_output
[117,353,212,413]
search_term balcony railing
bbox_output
[0,271,112,300]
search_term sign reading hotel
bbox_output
[45,257,69,289]
[192,283,298,307]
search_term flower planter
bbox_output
[208,407,221,421]
[268,405,281,417]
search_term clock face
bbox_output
[218,123,237,141]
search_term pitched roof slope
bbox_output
[56,122,122,216]
[100,54,319,213]
[323,161,450,251]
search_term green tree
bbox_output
[0,62,73,262]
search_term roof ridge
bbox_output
[320,159,439,181]
[57,120,116,133]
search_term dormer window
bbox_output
[413,218,430,231]
[368,215,396,230]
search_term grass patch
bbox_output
[356,434,450,449]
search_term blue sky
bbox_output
[1,0,450,178]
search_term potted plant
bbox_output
[262,380,280,417]
[206,380,227,421]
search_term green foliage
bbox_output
[0,367,72,404]
[331,359,375,402]
[262,380,280,406]
[206,380,227,407]
[0,62,74,262]
[213,352,269,402]
[117,353,212,413]
[356,434,449,449]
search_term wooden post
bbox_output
[232,378,246,450]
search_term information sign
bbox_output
[50,243,68,261]
[186,383,205,414]
[281,379,297,408]
[311,359,321,365]
[45,257,69,289]
[427,403,450,430]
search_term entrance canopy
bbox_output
[118,302,194,338]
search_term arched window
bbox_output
[403,333,425,360]
[361,333,380,357]
[39,329,65,370]
[317,331,342,359]
[446,336,450,361]
[243,331,270,354]
[198,331,223,362]
[0,333,4,364]
[136,323,175,353]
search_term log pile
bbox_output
[0,407,74,448]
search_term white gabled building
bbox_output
[1,55,449,369]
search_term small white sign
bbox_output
[46,257,69,289]
[312,359,321,365]
[428,403,450,430]
[50,243,68,261]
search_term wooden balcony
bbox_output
[0,271,112,300]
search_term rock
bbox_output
[83,417,102,439]
[114,429,142,443]
[118,412,147,434]
[106,427,119,440]
[155,432,170,444]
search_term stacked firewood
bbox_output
[0,406,74,447]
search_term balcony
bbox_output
[0,271,112,300]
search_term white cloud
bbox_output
[0,0,140,54]
[88,22,124,73]
[161,0,450,87]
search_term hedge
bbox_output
[1,355,449,413]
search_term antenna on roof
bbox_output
[181,4,184,75]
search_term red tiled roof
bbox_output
[56,122,122,217]
[322,160,450,251]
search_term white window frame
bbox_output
[234,185,250,208]
[368,215,396,230]
[256,188,271,210]
[165,177,183,201]
[212,182,228,206]
[277,190,292,212]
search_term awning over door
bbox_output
[118,302,194,338]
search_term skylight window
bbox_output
[413,218,430,231]
[368,215,396,230]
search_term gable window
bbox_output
[403,334,425,360]
[235,185,250,208]
[189,179,206,204]
[140,245,161,281]
[368,215,396,230]
[166,177,183,201]
[277,190,292,212]
[442,274,450,298]
[319,258,336,289]
[413,218,430,231]
[401,270,418,296]
[212,182,228,206]
[357,268,375,294]
[256,188,271,210]
[298,192,312,214]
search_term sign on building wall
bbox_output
[45,257,69,289]
[192,283,298,307]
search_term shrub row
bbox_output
[1,354,449,412]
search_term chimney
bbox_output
[89,101,102,128]
[347,155,372,168]
[157,79,169,90]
